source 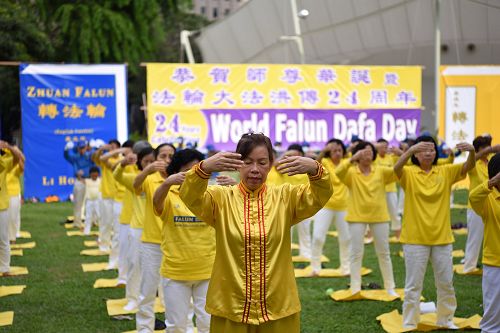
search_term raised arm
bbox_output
[133,160,167,194]
[469,173,500,217]
[456,142,476,177]
[153,172,186,216]
[113,154,137,192]
[393,141,434,178]
[476,144,500,161]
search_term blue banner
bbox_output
[20,64,128,201]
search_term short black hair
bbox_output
[108,139,121,147]
[137,146,155,171]
[122,139,135,149]
[488,152,500,180]
[377,138,388,144]
[473,136,491,153]
[154,143,176,159]
[325,138,346,157]
[236,133,274,164]
[411,135,439,166]
[167,149,205,175]
[351,141,377,161]
[287,144,304,156]
[89,166,100,175]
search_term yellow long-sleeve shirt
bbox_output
[94,157,118,199]
[467,159,489,209]
[0,154,14,210]
[399,164,464,245]
[469,181,500,267]
[375,154,397,192]
[139,172,164,243]
[336,160,396,223]
[321,158,348,211]
[180,162,332,325]
[113,164,145,229]
[157,185,216,280]
[6,164,22,196]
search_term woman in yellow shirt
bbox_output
[7,158,24,243]
[311,138,350,276]
[469,153,500,333]
[153,149,215,333]
[335,141,397,296]
[394,135,475,330]
[180,133,332,333]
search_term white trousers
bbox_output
[292,218,312,258]
[127,228,143,305]
[108,201,123,268]
[73,180,85,228]
[8,195,21,241]
[463,209,484,273]
[386,192,401,231]
[0,209,10,273]
[398,188,405,216]
[481,264,500,333]
[311,208,350,273]
[117,223,129,283]
[136,242,162,333]
[402,244,456,328]
[162,278,210,333]
[349,222,395,293]
[99,198,114,250]
[84,199,100,235]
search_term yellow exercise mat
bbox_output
[330,289,405,302]
[292,255,329,263]
[295,265,372,278]
[327,231,338,237]
[84,240,98,247]
[64,223,75,229]
[0,285,26,298]
[376,309,481,333]
[123,329,197,333]
[67,230,99,237]
[10,242,36,249]
[11,249,23,256]
[453,228,468,235]
[291,243,299,250]
[81,263,115,272]
[0,311,14,327]
[93,278,124,289]
[389,236,400,244]
[107,297,164,316]
[80,249,109,256]
[1,267,29,277]
[18,231,31,239]
[453,264,482,276]
[398,250,465,258]
[451,203,468,209]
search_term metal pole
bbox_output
[434,0,441,134]
[180,30,196,64]
[290,0,305,64]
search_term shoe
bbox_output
[154,318,166,330]
[460,258,465,264]
[99,246,110,252]
[106,263,117,270]
[437,321,458,330]
[116,279,126,288]
[123,301,137,312]
[387,289,399,297]
[366,282,382,290]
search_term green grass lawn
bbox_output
[1,193,482,333]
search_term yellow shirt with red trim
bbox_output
[321,158,348,211]
[113,164,145,229]
[469,181,500,267]
[399,163,464,245]
[180,161,332,325]
[95,157,117,199]
[0,154,14,210]
[157,185,215,280]
[6,164,22,196]
[335,160,396,223]
[375,154,397,193]
[140,172,165,243]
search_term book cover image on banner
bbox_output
[20,64,128,201]
[440,66,500,148]
[146,64,421,151]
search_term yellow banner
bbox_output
[439,66,500,146]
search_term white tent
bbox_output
[194,0,500,130]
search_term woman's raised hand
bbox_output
[276,156,318,176]
[201,152,244,173]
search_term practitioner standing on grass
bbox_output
[6,145,24,243]
[335,141,397,296]
[83,166,101,235]
[0,140,22,276]
[310,138,350,276]
[469,152,500,333]
[153,149,215,333]
[133,143,175,333]
[64,140,95,229]
[375,138,402,239]
[394,135,476,330]
[180,133,332,333]
[114,143,154,312]
[463,136,499,273]
[92,139,121,252]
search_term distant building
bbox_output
[192,0,249,21]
